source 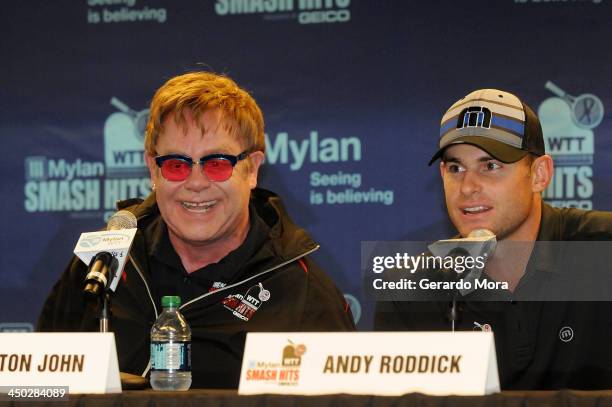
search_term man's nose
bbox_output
[184,162,212,191]
[459,169,482,197]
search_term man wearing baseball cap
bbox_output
[375,89,612,389]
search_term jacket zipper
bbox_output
[130,244,320,377]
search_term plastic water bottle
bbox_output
[150,296,192,391]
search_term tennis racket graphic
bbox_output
[544,81,604,129]
[110,97,149,141]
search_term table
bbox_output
[5,389,612,407]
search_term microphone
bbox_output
[468,229,494,238]
[426,229,497,331]
[76,210,138,296]
[428,229,496,265]
[467,228,497,259]
[107,210,137,230]
[83,252,119,297]
[427,229,497,294]
[458,229,496,294]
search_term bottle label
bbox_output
[150,341,191,371]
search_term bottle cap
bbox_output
[161,295,181,308]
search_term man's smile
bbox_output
[461,205,492,215]
[180,200,218,213]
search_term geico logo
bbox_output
[545,200,592,210]
[298,9,350,24]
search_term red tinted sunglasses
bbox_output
[154,151,249,182]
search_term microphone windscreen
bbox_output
[107,210,137,230]
[468,229,495,238]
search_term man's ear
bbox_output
[246,151,265,189]
[531,154,554,193]
[144,152,159,189]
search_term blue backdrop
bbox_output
[1,0,611,330]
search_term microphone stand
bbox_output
[447,262,486,332]
[428,230,497,332]
[446,248,468,332]
[449,292,459,332]
[83,251,118,333]
[99,291,111,333]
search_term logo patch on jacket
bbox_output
[222,283,270,322]
[208,281,227,293]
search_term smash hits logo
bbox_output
[245,340,305,385]
[214,0,351,24]
[23,98,150,220]
[222,282,271,322]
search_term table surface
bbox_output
[5,389,612,407]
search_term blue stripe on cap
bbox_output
[439,117,458,136]
[490,116,524,137]
[439,114,524,138]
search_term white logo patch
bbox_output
[559,326,574,342]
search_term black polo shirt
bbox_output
[375,203,612,390]
[144,206,270,308]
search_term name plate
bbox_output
[238,332,499,396]
[0,333,121,394]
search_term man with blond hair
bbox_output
[39,71,355,388]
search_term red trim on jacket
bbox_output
[297,258,308,273]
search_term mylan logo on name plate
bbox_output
[244,339,305,384]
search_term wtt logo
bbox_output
[539,81,605,209]
[105,97,149,178]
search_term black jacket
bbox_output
[38,188,355,388]
[375,203,612,390]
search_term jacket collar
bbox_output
[536,202,561,241]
